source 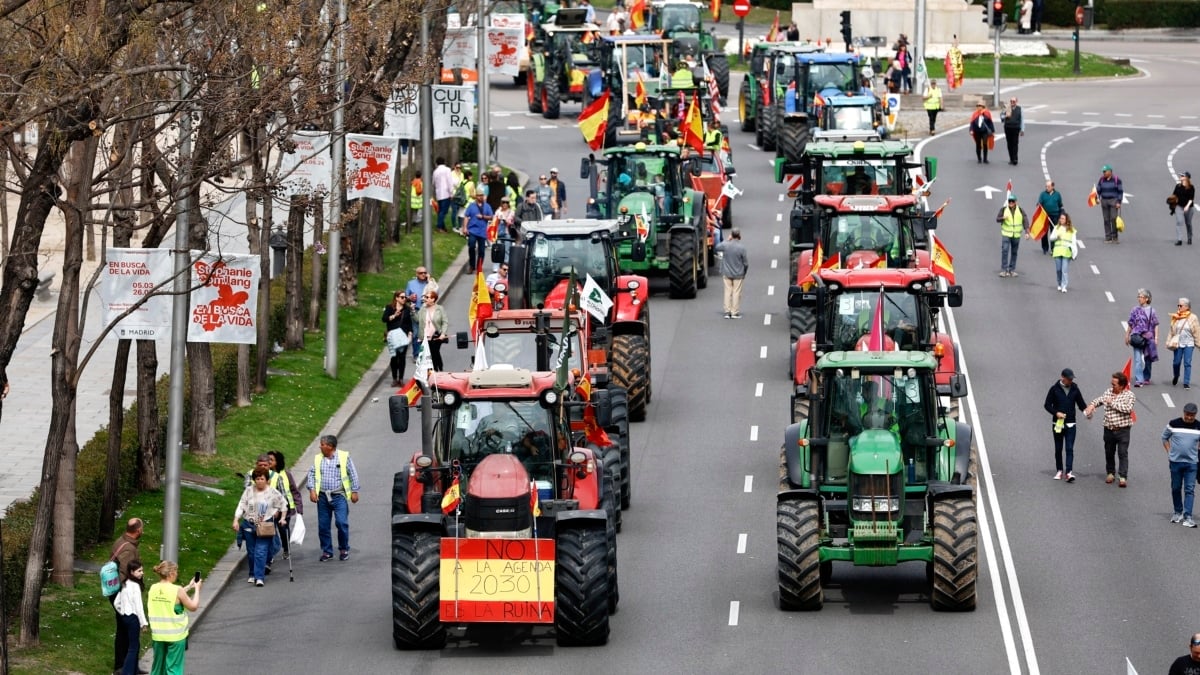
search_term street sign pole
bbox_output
[738,18,744,63]
[732,0,749,63]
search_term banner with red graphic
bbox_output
[485,27,523,77]
[187,253,260,344]
[345,134,399,202]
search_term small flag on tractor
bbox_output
[799,240,823,291]
[634,72,647,109]
[930,234,955,285]
[681,93,705,154]
[399,378,422,406]
[530,481,542,517]
[441,475,462,514]
[766,11,780,41]
[932,197,951,219]
[866,288,886,351]
[579,90,610,151]
[467,269,493,340]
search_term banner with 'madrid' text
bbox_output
[99,248,173,340]
[188,253,260,344]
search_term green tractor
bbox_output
[528,7,602,119]
[777,350,976,612]
[737,42,824,150]
[582,143,710,299]
[591,35,676,146]
[643,0,729,98]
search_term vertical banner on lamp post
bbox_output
[432,86,476,139]
[383,86,421,140]
[442,28,477,70]
[344,134,399,202]
[98,248,173,340]
[485,27,523,78]
[278,131,332,196]
[187,253,260,344]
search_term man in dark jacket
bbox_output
[1000,97,1023,165]
[1096,164,1124,243]
[1044,368,1087,482]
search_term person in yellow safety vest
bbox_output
[703,119,723,154]
[670,62,694,88]
[410,170,424,224]
[1048,212,1078,292]
[147,561,201,675]
[922,79,942,135]
[995,195,1030,278]
[306,434,361,562]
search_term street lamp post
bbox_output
[325,0,347,378]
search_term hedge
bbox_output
[0,239,318,619]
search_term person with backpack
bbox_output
[108,518,143,674]
[113,559,148,675]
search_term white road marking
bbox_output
[539,124,556,129]
[1090,264,1100,275]
[736,533,748,554]
[1121,321,1129,332]
[728,601,740,626]
[494,112,511,117]
[755,382,764,397]
[744,475,753,492]
[1164,393,1176,408]
[1166,135,1199,179]
[767,285,775,296]
[1049,110,1067,115]
[748,143,761,151]
[760,345,768,359]
[1078,240,1086,249]
[778,193,784,202]
[1148,114,1165,119]
[776,213,782,221]
[1114,113,1132,118]
[771,259,778,269]
[750,425,759,441]
[1183,116,1199,120]
[773,235,781,244]
[763,314,771,326]
[1105,291,1115,303]
[1083,112,1100,116]
[507,126,526,130]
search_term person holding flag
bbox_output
[1047,212,1078,292]
[1035,180,1064,254]
[995,193,1029,278]
[1085,370,1137,488]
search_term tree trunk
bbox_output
[358,200,382,273]
[284,195,305,349]
[135,339,161,490]
[307,196,323,331]
[186,196,215,454]
[338,231,357,307]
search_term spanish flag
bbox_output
[530,481,542,517]
[1121,358,1137,422]
[681,92,705,153]
[766,11,780,42]
[800,240,823,291]
[486,216,499,243]
[821,251,841,271]
[584,405,613,447]
[871,257,887,269]
[1087,186,1099,208]
[711,0,721,22]
[576,376,593,402]
[1028,204,1050,240]
[399,378,422,406]
[634,72,647,109]
[467,269,493,339]
[932,198,951,219]
[579,90,610,151]
[441,476,462,514]
[930,234,955,285]
[630,0,646,29]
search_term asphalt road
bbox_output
[187,43,1200,674]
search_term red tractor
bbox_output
[388,366,619,648]
[787,267,964,423]
[790,193,938,342]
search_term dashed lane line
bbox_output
[750,425,759,441]
[728,601,740,626]
[776,213,782,221]
[755,382,764,397]
[743,475,753,492]
[763,314,771,326]
[770,259,778,269]
[736,533,748,554]
[1164,393,1177,408]
[1105,291,1115,303]
[767,285,775,296]
[772,235,781,245]
[760,345,768,359]
[1090,264,1100,275]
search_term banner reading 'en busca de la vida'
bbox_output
[98,248,173,340]
[345,134,399,203]
[278,131,332,197]
[432,86,476,140]
[187,252,260,344]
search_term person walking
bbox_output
[233,467,288,586]
[147,561,201,675]
[1048,212,1078,292]
[1162,403,1200,526]
[1037,180,1064,254]
[535,174,553,216]
[382,291,413,386]
[1085,371,1136,487]
[714,227,748,319]
[1171,171,1195,245]
[462,189,494,272]
[110,518,144,674]
[1169,633,1200,674]
[267,450,303,543]
[431,157,454,233]
[1169,298,1200,389]
[969,102,994,164]
[408,169,424,226]
[548,168,566,217]
[894,43,911,93]
[405,267,432,311]
[996,195,1029,277]
[922,79,942,135]
[1096,164,1124,243]
[417,289,450,372]
[1000,97,1024,165]
[113,559,148,675]
[514,189,544,226]
[1044,368,1087,482]
[306,435,361,562]
[1126,289,1160,386]
[1018,0,1033,33]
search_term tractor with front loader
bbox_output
[528,7,603,119]
[777,350,976,612]
[641,0,729,98]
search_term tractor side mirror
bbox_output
[689,157,702,177]
[923,213,937,231]
[787,285,817,308]
[631,239,647,262]
[946,285,963,308]
[947,373,968,399]
[580,156,591,180]
[592,389,613,427]
[456,331,470,349]
[388,396,411,433]
[491,241,506,263]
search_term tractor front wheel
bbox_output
[607,387,632,509]
[739,81,755,133]
[778,122,809,163]
[528,74,542,114]
[392,530,446,649]
[760,104,778,152]
[709,53,730,100]
[555,525,611,646]
[543,77,561,119]
[611,334,650,422]
[790,306,814,343]
[930,496,978,611]
[777,499,823,611]
[668,231,698,299]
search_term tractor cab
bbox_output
[813,93,886,142]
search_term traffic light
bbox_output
[982,2,991,24]
[840,11,852,45]
[992,0,1005,27]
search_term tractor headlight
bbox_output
[850,473,902,514]
[442,392,458,406]
[851,497,899,513]
[414,455,434,468]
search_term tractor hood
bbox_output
[847,430,902,475]
[618,191,657,223]
[541,278,581,309]
[468,453,533,500]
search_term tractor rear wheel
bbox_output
[791,390,810,426]
[392,530,446,649]
[528,74,542,114]
[611,334,650,422]
[599,448,623,533]
[668,231,698,299]
[760,104,778,152]
[778,447,790,491]
[790,306,814,343]
[739,81,755,133]
[543,77,561,119]
[777,499,823,610]
[606,387,632,509]
[600,466,620,612]
[392,470,409,517]
[930,496,978,611]
[778,122,809,163]
[555,524,611,646]
[709,53,730,100]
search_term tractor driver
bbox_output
[474,404,525,454]
[845,166,875,195]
